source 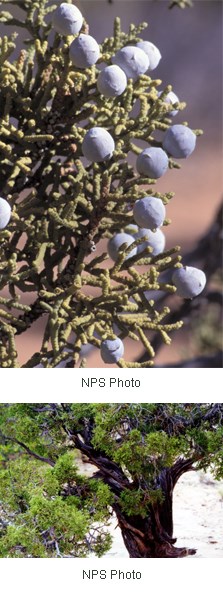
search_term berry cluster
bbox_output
[52,14,206,276]
[51,3,206,363]
[0,2,206,367]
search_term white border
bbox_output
[0,367,222,402]
[1,558,222,601]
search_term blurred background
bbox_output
[1,0,222,366]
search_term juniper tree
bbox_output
[0,403,222,558]
[0,0,207,368]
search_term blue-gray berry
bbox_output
[82,127,115,162]
[52,3,83,36]
[158,90,179,117]
[163,124,196,158]
[97,65,127,98]
[100,338,124,363]
[108,232,137,262]
[136,147,169,179]
[133,196,166,230]
[136,41,161,71]
[0,197,11,229]
[69,34,100,68]
[112,45,149,81]
[172,266,206,298]
[134,227,165,255]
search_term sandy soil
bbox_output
[103,470,223,559]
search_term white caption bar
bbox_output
[1,559,222,601]
[0,368,222,403]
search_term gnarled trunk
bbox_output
[114,505,196,558]
[113,460,197,558]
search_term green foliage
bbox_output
[120,488,163,519]
[0,0,201,367]
[189,426,223,480]
[0,524,48,558]
[0,450,113,557]
[0,492,90,557]
[0,402,67,461]
[113,429,145,471]
[89,530,113,558]
[53,452,79,484]
[29,494,88,539]
[145,431,187,467]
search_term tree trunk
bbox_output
[114,505,196,558]
[113,461,197,558]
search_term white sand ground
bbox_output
[103,471,223,559]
